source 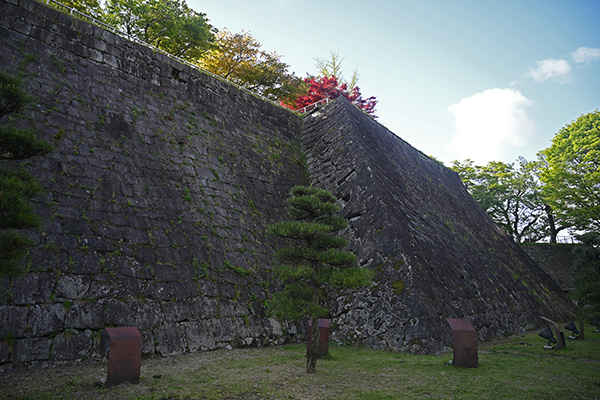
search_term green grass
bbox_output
[1,325,599,399]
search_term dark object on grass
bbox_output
[105,327,142,387]
[539,326,557,348]
[540,316,565,350]
[446,318,478,368]
[564,321,580,339]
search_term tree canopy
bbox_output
[50,1,381,112]
[268,186,372,373]
[281,50,378,115]
[103,0,217,61]
[198,29,295,101]
[539,110,600,232]
[284,75,377,116]
[54,0,104,18]
[452,157,551,242]
[314,50,359,91]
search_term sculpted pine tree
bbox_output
[0,72,52,276]
[268,186,373,373]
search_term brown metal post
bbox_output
[307,318,330,358]
[447,318,478,368]
[105,327,142,387]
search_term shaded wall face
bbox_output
[302,99,573,353]
[0,0,306,372]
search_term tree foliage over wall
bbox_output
[0,72,51,276]
[314,50,360,92]
[286,75,378,116]
[50,1,380,113]
[280,50,378,115]
[102,0,217,61]
[539,110,600,232]
[57,0,104,18]
[452,157,550,242]
[198,29,297,101]
[453,110,599,242]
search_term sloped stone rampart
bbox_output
[301,98,573,353]
[0,0,306,372]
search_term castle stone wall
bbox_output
[521,244,579,291]
[0,0,306,372]
[302,98,573,353]
[0,0,575,371]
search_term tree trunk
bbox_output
[306,317,319,373]
[545,204,558,243]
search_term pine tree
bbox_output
[0,71,52,276]
[268,186,373,373]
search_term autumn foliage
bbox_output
[283,76,377,116]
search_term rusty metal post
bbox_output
[307,318,330,358]
[105,327,142,387]
[447,318,478,368]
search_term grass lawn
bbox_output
[1,324,598,399]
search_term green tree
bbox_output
[104,0,217,61]
[452,157,548,242]
[539,110,600,232]
[314,50,359,91]
[0,72,52,276]
[570,232,600,322]
[268,186,372,373]
[54,0,104,18]
[198,29,295,101]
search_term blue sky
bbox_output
[189,0,600,165]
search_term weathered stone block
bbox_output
[134,301,164,330]
[154,325,186,356]
[182,321,216,351]
[0,306,27,338]
[10,273,54,305]
[105,301,135,326]
[64,302,105,330]
[26,304,64,337]
[55,274,91,300]
[71,251,102,275]
[0,341,10,363]
[51,333,92,360]
[12,338,51,363]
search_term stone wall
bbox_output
[0,0,306,372]
[302,98,573,353]
[0,0,575,372]
[521,244,580,291]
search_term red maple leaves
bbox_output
[283,76,377,116]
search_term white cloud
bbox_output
[571,47,600,63]
[526,58,572,82]
[447,88,537,164]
